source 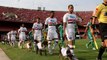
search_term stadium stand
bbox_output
[0,6,100,39]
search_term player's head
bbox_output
[90,17,93,22]
[36,17,40,23]
[103,0,107,4]
[68,4,74,13]
[49,11,55,18]
[21,24,25,27]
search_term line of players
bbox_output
[6,4,97,60]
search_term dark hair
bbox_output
[50,11,55,14]
[68,4,74,8]
[36,17,40,20]
[90,17,93,20]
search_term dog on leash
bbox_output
[24,40,32,50]
[59,43,73,60]
[36,41,48,55]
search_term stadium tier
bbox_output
[0,6,100,38]
[0,6,94,24]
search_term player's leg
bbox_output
[86,41,91,48]
[47,31,53,54]
[18,34,25,48]
[66,32,77,58]
[8,38,11,46]
[18,40,22,48]
[33,34,38,51]
[86,33,91,48]
[10,37,13,46]
[60,36,64,47]
[11,37,14,47]
[36,33,42,54]
[52,31,59,50]
[67,32,78,60]
[11,36,16,47]
[89,33,95,50]
[52,39,58,50]
[22,35,26,48]
[72,40,75,48]
[97,24,107,60]
[48,40,52,54]
[18,36,22,48]
[97,41,106,60]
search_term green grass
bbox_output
[0,39,107,60]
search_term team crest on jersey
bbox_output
[37,25,38,27]
[70,16,75,18]
[50,19,55,22]
[69,37,72,39]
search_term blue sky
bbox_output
[0,0,102,11]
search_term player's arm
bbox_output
[32,23,35,35]
[63,14,67,40]
[92,4,102,24]
[76,26,80,34]
[63,22,66,35]
[25,28,28,35]
[76,20,85,27]
[90,25,94,34]
[44,18,48,30]
[18,29,20,35]
[82,26,88,37]
[55,19,59,35]
[82,22,89,37]
[76,16,84,27]
[41,23,44,35]
[9,32,11,39]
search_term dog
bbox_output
[59,43,73,60]
[24,40,32,50]
[36,41,48,56]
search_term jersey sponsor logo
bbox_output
[48,20,56,25]
[68,19,75,23]
[34,25,42,30]
[11,33,16,35]
[70,16,75,18]
[20,27,27,32]
[69,36,72,39]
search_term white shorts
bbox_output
[11,36,16,41]
[19,34,26,41]
[34,30,42,41]
[66,29,75,41]
[47,30,58,40]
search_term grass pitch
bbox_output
[0,39,107,60]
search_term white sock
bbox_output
[70,49,75,56]
[52,41,58,49]
[48,44,52,53]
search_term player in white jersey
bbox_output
[32,17,43,51]
[7,31,11,45]
[18,24,27,48]
[44,11,59,54]
[63,5,83,60]
[10,28,17,47]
